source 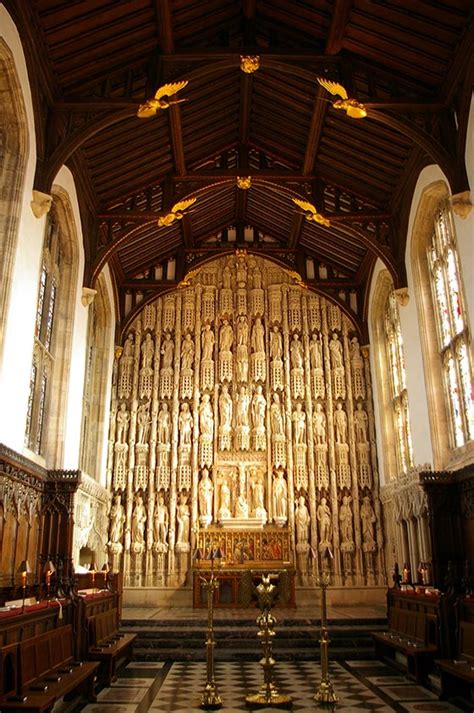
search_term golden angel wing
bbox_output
[292,198,317,214]
[171,197,197,214]
[155,80,189,100]
[316,77,348,100]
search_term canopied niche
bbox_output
[106,254,385,590]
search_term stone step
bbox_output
[121,618,383,661]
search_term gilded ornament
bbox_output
[236,176,252,190]
[240,55,260,73]
[292,197,331,227]
[158,197,196,227]
[137,80,189,118]
[316,77,367,119]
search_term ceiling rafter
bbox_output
[325,0,353,56]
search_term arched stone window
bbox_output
[24,189,79,463]
[371,269,414,480]
[411,181,473,466]
[383,291,414,475]
[427,201,473,447]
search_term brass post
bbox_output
[314,572,337,704]
[246,573,292,709]
[200,552,222,709]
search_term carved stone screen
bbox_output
[106,254,385,590]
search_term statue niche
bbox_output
[105,253,384,592]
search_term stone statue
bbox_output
[313,402,326,444]
[179,402,193,446]
[272,471,288,520]
[295,496,310,545]
[141,333,154,370]
[157,403,171,444]
[361,496,376,547]
[109,494,125,544]
[251,317,265,353]
[309,333,323,370]
[219,478,232,518]
[236,386,250,427]
[354,402,369,443]
[219,384,232,430]
[201,324,215,361]
[329,332,343,370]
[181,333,194,371]
[198,468,214,519]
[199,394,214,439]
[236,344,249,382]
[153,494,169,546]
[222,264,232,289]
[251,385,266,430]
[219,319,233,352]
[290,333,304,369]
[176,492,190,545]
[116,402,130,444]
[334,402,348,444]
[236,315,249,346]
[317,497,331,543]
[136,401,151,445]
[235,493,249,518]
[131,494,146,546]
[350,336,363,370]
[269,326,283,361]
[253,266,262,289]
[270,393,284,436]
[250,469,265,514]
[123,332,134,359]
[161,333,174,369]
[339,495,353,545]
[292,402,306,444]
[236,256,247,286]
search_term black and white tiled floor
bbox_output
[78,659,465,713]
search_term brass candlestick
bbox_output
[246,573,292,709]
[314,572,337,705]
[17,560,31,612]
[198,547,223,710]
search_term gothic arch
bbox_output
[370,269,398,485]
[410,180,453,469]
[41,185,80,466]
[0,38,29,364]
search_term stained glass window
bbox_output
[25,210,60,454]
[384,291,414,474]
[428,202,473,447]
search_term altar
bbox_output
[193,526,295,607]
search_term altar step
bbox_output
[121,616,386,662]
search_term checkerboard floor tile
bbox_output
[78,659,466,712]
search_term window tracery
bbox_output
[25,214,60,454]
[428,202,473,447]
[383,291,414,474]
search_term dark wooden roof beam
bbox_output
[325,0,353,56]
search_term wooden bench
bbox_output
[437,597,474,707]
[372,588,441,682]
[87,607,136,685]
[0,624,98,712]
